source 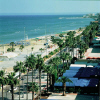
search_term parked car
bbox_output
[44,43,48,45]
[8,87,17,92]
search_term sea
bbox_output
[0,14,94,44]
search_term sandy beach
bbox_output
[0,34,56,73]
[0,29,83,73]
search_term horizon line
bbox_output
[0,12,98,16]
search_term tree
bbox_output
[28,82,38,99]
[24,56,30,100]
[31,47,34,54]
[65,53,71,68]
[10,42,15,52]
[27,54,37,100]
[78,27,82,31]
[79,48,84,58]
[44,64,57,92]
[48,57,60,77]
[0,70,8,100]
[36,54,44,99]
[59,34,64,39]
[57,39,65,62]
[19,45,24,52]
[7,72,19,100]
[7,48,12,52]
[57,76,72,96]
[13,61,26,100]
[39,48,44,53]
[60,52,67,70]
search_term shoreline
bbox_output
[0,28,83,73]
[0,27,83,45]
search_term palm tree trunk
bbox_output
[39,68,41,99]
[27,69,28,100]
[47,73,49,93]
[50,74,52,91]
[67,47,69,52]
[60,48,61,64]
[49,74,52,86]
[73,47,74,58]
[67,60,68,68]
[71,48,73,58]
[11,85,14,100]
[63,60,64,69]
[19,72,20,100]
[2,84,3,100]
[63,83,66,96]
[57,65,59,78]
[32,68,34,100]
[76,48,77,58]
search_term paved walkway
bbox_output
[47,93,99,100]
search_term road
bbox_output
[0,47,79,100]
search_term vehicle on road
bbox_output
[7,87,17,92]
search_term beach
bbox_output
[0,28,84,74]
[0,34,58,73]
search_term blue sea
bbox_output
[0,14,94,44]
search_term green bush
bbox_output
[11,48,15,51]
[54,49,58,53]
[49,51,54,55]
[7,48,12,52]
[45,55,49,58]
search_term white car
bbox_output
[8,87,17,92]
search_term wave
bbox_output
[15,31,20,33]
[59,17,84,19]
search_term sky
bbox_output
[0,0,100,15]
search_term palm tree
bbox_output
[48,57,60,77]
[24,55,31,100]
[36,54,44,99]
[44,64,57,92]
[57,39,65,58]
[0,70,8,100]
[65,52,71,68]
[43,65,52,93]
[13,61,27,100]
[59,34,64,39]
[7,72,19,100]
[79,48,84,58]
[19,45,24,52]
[57,76,72,96]
[27,54,37,100]
[10,42,15,52]
[39,48,44,54]
[28,82,38,99]
[31,47,34,54]
[60,52,67,70]
[65,38,70,53]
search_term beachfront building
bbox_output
[54,63,100,94]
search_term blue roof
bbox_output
[55,67,99,87]
[54,78,99,87]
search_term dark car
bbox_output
[44,43,48,45]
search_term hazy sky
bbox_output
[0,0,100,15]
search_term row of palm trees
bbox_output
[48,22,98,95]
[0,52,72,100]
[0,54,44,100]
[0,21,99,100]
[0,70,19,100]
